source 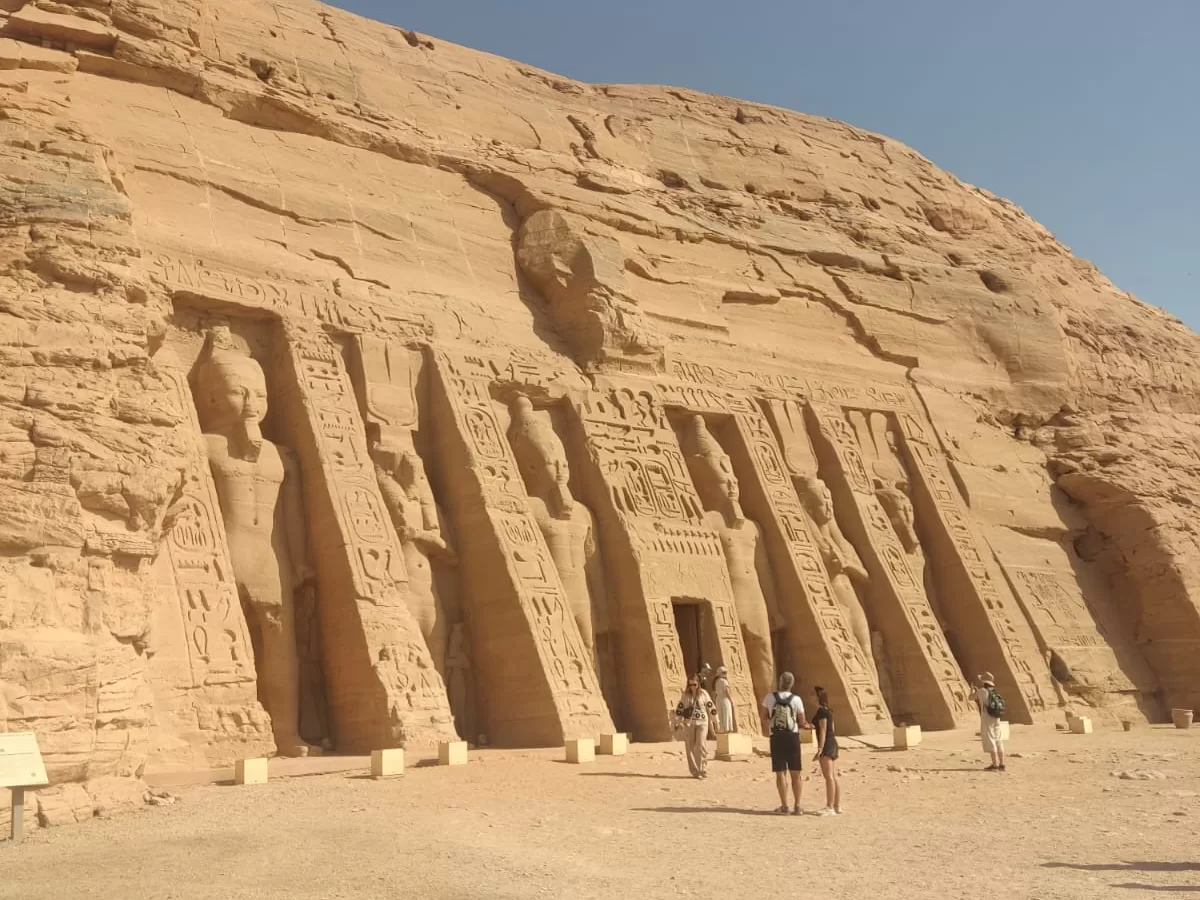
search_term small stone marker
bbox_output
[998,721,1011,741]
[1172,708,1194,730]
[438,741,468,766]
[1068,716,1093,735]
[716,732,752,760]
[370,749,404,778]
[234,758,269,785]
[598,733,628,756]
[0,732,48,842]
[893,725,922,749]
[565,738,595,764]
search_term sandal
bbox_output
[776,805,789,815]
[792,806,803,816]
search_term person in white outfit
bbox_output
[974,672,1006,772]
[713,666,735,734]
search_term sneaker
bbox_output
[984,764,998,771]
[998,765,1007,772]
[816,807,836,817]
[791,806,803,816]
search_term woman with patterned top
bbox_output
[674,674,717,778]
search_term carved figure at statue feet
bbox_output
[507,395,612,671]
[798,474,877,683]
[372,431,456,677]
[193,327,316,758]
[681,415,779,709]
[445,622,476,743]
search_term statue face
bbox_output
[715,452,739,503]
[198,353,268,430]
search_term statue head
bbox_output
[798,474,833,524]
[193,327,269,457]
[508,394,574,517]
[683,414,742,521]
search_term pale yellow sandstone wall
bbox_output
[1,0,1197,787]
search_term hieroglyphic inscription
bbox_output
[809,403,971,721]
[895,412,1051,714]
[160,365,255,689]
[731,404,887,726]
[435,351,611,734]
[1004,568,1139,695]
[668,360,916,410]
[285,326,410,599]
[282,322,453,730]
[580,387,704,524]
[152,254,428,338]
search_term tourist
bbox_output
[698,662,713,691]
[763,671,811,814]
[713,665,735,734]
[810,686,840,815]
[974,672,1006,772]
[674,675,717,778]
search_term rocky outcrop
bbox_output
[1,0,1197,802]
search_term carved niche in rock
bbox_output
[678,414,780,706]
[506,394,617,699]
[189,325,317,758]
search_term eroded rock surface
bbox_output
[1,0,1197,792]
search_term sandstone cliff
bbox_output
[2,0,1197,793]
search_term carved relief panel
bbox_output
[279,320,456,749]
[431,350,613,743]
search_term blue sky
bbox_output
[333,1,1198,328]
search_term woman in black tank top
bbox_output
[810,686,841,816]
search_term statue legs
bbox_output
[243,570,308,757]
[833,573,877,681]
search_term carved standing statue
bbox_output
[371,431,457,677]
[681,415,780,707]
[798,474,877,683]
[506,395,613,679]
[863,414,952,640]
[192,327,315,757]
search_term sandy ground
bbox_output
[2,724,1198,899]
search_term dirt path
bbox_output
[2,726,1198,899]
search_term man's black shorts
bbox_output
[770,731,801,772]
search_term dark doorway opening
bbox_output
[672,600,706,679]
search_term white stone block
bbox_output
[598,733,628,756]
[998,721,1011,741]
[565,738,595,764]
[1069,716,1093,735]
[716,732,752,759]
[234,758,268,785]
[370,749,404,777]
[893,725,922,749]
[438,741,468,766]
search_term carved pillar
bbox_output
[428,351,613,746]
[573,384,758,740]
[722,397,888,733]
[148,351,273,769]
[894,411,1054,723]
[807,402,971,729]
[276,320,456,750]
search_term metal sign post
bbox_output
[0,733,49,843]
